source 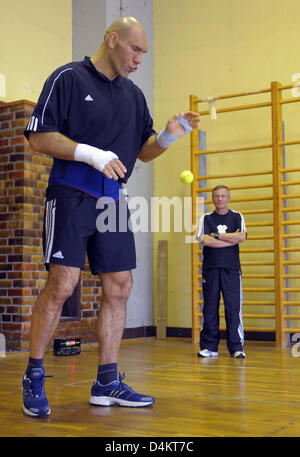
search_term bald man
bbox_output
[22,17,201,417]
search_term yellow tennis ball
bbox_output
[180,170,194,184]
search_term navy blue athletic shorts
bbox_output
[43,184,136,274]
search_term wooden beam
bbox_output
[156,240,168,340]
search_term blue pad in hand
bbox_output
[178,116,193,133]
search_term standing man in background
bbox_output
[196,185,247,358]
[22,16,201,417]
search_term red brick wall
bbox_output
[0,100,101,351]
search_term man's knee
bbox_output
[101,271,133,304]
[110,277,133,303]
[46,264,80,303]
[117,279,133,302]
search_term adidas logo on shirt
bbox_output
[85,95,94,101]
[52,251,64,259]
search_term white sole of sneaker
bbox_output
[88,396,154,407]
[197,352,218,358]
[22,404,51,417]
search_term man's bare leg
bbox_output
[22,264,80,417]
[97,270,132,365]
[29,264,81,358]
[89,270,155,407]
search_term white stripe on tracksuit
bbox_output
[238,272,244,344]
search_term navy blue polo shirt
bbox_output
[24,57,156,199]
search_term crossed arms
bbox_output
[201,229,247,248]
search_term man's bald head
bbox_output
[91,16,148,80]
[104,16,145,42]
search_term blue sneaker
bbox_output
[22,368,52,417]
[89,373,155,407]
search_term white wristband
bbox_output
[157,116,193,149]
[157,128,178,149]
[74,143,118,171]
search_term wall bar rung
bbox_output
[202,196,273,204]
[283,234,300,239]
[242,209,273,215]
[282,207,300,213]
[280,97,300,105]
[198,101,271,117]
[247,235,274,240]
[199,183,272,193]
[281,167,300,173]
[280,139,300,146]
[195,87,270,104]
[280,180,300,187]
[283,275,300,279]
[197,143,272,156]
[196,300,275,306]
[198,170,272,180]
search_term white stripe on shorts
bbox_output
[45,199,56,264]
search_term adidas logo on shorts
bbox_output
[52,251,64,259]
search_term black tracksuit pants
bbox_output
[200,268,244,354]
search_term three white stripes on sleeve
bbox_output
[26,115,38,132]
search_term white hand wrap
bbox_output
[74,143,118,171]
[157,115,193,149]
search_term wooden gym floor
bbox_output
[0,337,300,437]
